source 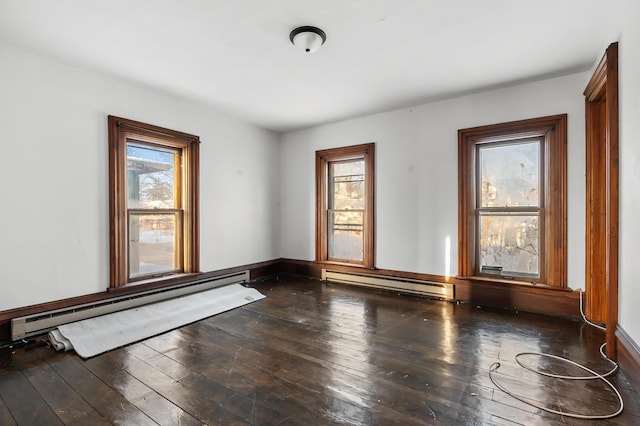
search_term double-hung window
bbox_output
[316,143,375,267]
[476,138,543,278]
[108,116,200,287]
[458,115,567,286]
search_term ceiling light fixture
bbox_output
[289,26,326,53]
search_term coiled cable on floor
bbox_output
[488,290,624,419]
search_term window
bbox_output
[458,115,567,286]
[108,116,199,287]
[316,143,375,267]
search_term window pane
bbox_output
[329,210,364,261]
[129,213,178,278]
[127,143,177,209]
[330,160,365,210]
[479,214,539,278]
[479,141,540,207]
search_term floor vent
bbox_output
[11,270,250,341]
[322,269,454,300]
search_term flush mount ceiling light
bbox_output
[289,26,326,53]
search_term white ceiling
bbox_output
[0,1,624,133]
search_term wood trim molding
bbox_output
[315,143,375,267]
[583,42,619,359]
[279,259,579,318]
[615,326,640,395]
[108,115,200,288]
[584,98,607,323]
[113,117,201,143]
[0,258,581,344]
[0,259,281,343]
[458,115,568,287]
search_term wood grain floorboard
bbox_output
[0,369,63,425]
[197,311,489,424]
[0,275,638,425]
[0,395,16,426]
[24,361,111,425]
[48,354,157,425]
[137,337,325,424]
[82,354,203,426]
[105,347,253,425]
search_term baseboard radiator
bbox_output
[322,269,454,300]
[11,270,250,341]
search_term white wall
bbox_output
[280,72,588,288]
[618,0,640,345]
[0,43,280,311]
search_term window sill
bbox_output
[457,275,571,292]
[315,260,376,270]
[108,272,202,295]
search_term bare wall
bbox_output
[280,72,588,289]
[618,0,640,348]
[0,43,281,311]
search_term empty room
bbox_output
[1,0,639,424]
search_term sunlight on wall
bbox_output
[445,236,451,279]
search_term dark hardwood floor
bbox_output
[1,275,639,425]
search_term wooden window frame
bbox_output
[458,115,567,287]
[108,116,200,288]
[316,143,375,268]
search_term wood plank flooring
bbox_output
[1,275,639,425]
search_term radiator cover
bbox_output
[322,269,454,300]
[11,271,249,341]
